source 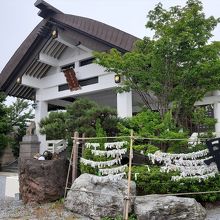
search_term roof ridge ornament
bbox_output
[34,0,63,19]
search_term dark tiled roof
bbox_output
[0,0,139,98]
[52,13,138,52]
[0,20,47,90]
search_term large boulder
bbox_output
[65,173,136,219]
[134,195,206,220]
[19,158,68,203]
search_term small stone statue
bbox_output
[26,121,36,136]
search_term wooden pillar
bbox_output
[123,130,133,220]
[81,133,86,156]
[72,131,79,183]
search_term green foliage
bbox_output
[39,98,119,140]
[0,93,11,156]
[95,118,107,149]
[145,144,160,154]
[80,148,99,175]
[66,98,119,137]
[133,144,159,155]
[192,106,216,136]
[94,0,220,129]
[39,111,67,140]
[118,109,161,137]
[7,98,34,157]
[131,165,220,202]
[80,119,126,174]
[118,109,188,152]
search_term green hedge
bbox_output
[131,165,220,202]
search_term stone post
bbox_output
[117,91,132,118]
[19,135,40,159]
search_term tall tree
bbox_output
[39,98,120,139]
[94,0,220,128]
[39,111,67,140]
[0,93,11,156]
[7,98,34,157]
[65,98,119,136]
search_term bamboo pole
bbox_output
[64,132,75,199]
[123,130,133,220]
[81,133,86,156]
[72,131,79,183]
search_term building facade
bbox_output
[0,0,220,153]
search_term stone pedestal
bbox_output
[19,135,40,159]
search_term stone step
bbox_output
[1,167,18,173]
[1,160,18,173]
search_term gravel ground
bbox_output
[1,197,220,220]
[0,198,80,220]
[206,208,220,220]
[204,202,220,220]
[0,176,6,198]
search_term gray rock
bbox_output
[134,195,206,220]
[65,173,136,219]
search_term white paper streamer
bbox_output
[147,148,219,181]
[91,148,127,158]
[171,171,218,182]
[161,163,218,176]
[148,149,209,164]
[85,143,100,150]
[80,157,121,168]
[99,165,127,175]
[91,172,126,183]
[104,141,128,149]
[173,156,213,167]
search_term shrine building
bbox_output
[0,0,220,153]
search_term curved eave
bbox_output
[0,9,139,97]
[52,13,139,52]
[0,20,47,91]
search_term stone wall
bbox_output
[0,146,15,166]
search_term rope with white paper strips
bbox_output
[80,157,121,168]
[85,143,100,149]
[91,172,126,183]
[171,171,218,182]
[161,163,218,176]
[148,149,209,164]
[99,165,127,175]
[82,141,128,181]
[148,149,219,181]
[104,141,128,149]
[91,148,127,158]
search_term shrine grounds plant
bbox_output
[0,92,11,156]
[131,165,220,202]
[39,98,120,139]
[7,98,34,157]
[0,95,33,158]
[94,0,220,130]
[118,109,188,152]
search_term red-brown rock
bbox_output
[19,158,68,204]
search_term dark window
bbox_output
[59,84,69,91]
[79,77,98,86]
[58,77,98,91]
[79,57,95,67]
[61,63,75,71]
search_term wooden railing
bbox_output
[46,139,67,154]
